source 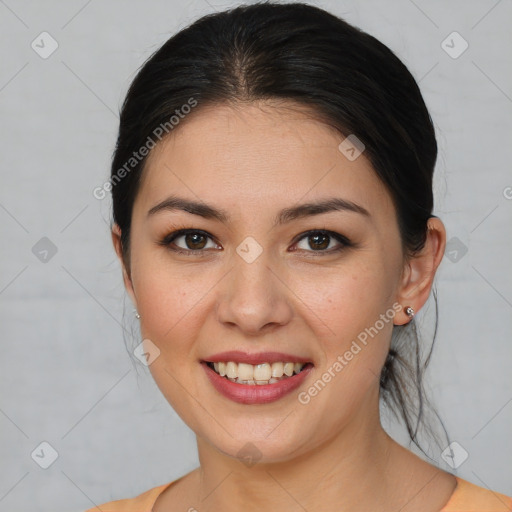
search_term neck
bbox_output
[193,390,402,512]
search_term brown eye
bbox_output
[183,232,207,250]
[293,230,351,253]
[160,229,220,254]
[307,232,330,250]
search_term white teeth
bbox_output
[271,362,284,378]
[253,363,271,381]
[210,360,306,384]
[237,363,254,381]
[226,361,237,379]
[283,362,294,377]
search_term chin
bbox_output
[198,423,313,467]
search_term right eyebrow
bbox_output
[147,195,229,222]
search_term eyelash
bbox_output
[158,228,352,257]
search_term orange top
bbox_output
[85,476,512,512]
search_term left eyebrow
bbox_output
[275,197,370,225]
[146,195,370,226]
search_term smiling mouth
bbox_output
[205,361,313,385]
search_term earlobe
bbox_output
[394,217,446,325]
[111,224,138,308]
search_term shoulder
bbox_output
[83,481,175,512]
[441,477,512,511]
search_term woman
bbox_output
[88,2,511,511]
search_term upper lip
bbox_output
[203,351,312,365]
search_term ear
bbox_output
[394,217,446,325]
[111,223,137,309]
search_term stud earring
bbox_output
[405,306,415,319]
[134,310,141,319]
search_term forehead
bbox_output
[134,101,393,221]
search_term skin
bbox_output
[112,101,455,512]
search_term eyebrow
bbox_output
[147,195,370,225]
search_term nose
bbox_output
[215,250,293,336]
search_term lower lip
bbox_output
[202,362,313,405]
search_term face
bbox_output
[120,101,409,463]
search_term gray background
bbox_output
[0,0,511,510]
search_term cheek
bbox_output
[131,259,215,430]
[290,258,396,335]
[287,258,397,394]
[132,250,216,345]
[289,265,396,436]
